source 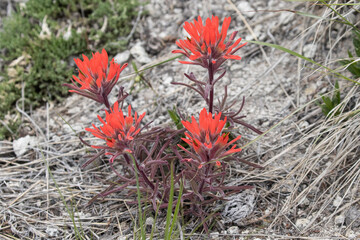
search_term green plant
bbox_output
[317,81,342,117]
[0,0,141,140]
[340,30,360,78]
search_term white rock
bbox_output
[333,196,343,207]
[210,231,220,240]
[304,83,317,96]
[13,135,39,157]
[145,217,154,226]
[227,226,240,234]
[130,42,151,64]
[114,50,130,65]
[237,1,255,18]
[279,12,294,25]
[303,43,317,59]
[299,121,309,130]
[46,226,58,237]
[222,189,256,223]
[63,24,72,41]
[295,218,309,229]
[335,215,345,225]
[346,230,356,239]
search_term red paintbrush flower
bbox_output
[64,49,128,108]
[178,108,241,164]
[172,16,247,69]
[85,101,145,162]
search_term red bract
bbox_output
[179,108,241,164]
[85,102,145,162]
[64,49,128,108]
[172,16,247,69]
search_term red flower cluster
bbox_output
[172,16,247,69]
[179,108,241,167]
[85,102,145,161]
[64,49,127,108]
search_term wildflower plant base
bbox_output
[65,15,262,230]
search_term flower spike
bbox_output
[85,102,145,159]
[180,108,242,164]
[172,16,247,69]
[64,49,128,108]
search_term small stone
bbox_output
[333,196,343,207]
[230,64,242,71]
[13,135,39,157]
[345,206,360,228]
[279,12,294,25]
[346,230,356,239]
[299,121,309,130]
[304,83,317,96]
[63,24,72,41]
[145,217,154,226]
[237,1,255,18]
[114,50,130,64]
[303,43,317,59]
[46,226,58,237]
[335,215,345,225]
[227,226,239,234]
[210,231,220,240]
[130,42,151,64]
[295,218,309,229]
[222,189,256,223]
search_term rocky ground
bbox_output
[1,0,360,239]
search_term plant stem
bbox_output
[124,153,166,202]
[208,61,214,114]
[198,156,211,194]
[103,95,111,110]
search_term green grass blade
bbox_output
[164,161,175,240]
[130,154,146,240]
[119,55,182,80]
[169,179,184,237]
[319,0,360,32]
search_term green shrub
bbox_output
[0,0,140,139]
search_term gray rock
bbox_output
[45,226,59,237]
[237,1,255,18]
[222,189,256,223]
[295,218,310,229]
[345,206,360,228]
[114,50,130,65]
[303,43,317,59]
[130,42,151,64]
[335,214,345,225]
[145,217,154,226]
[13,135,39,157]
[333,195,343,207]
[227,226,240,234]
[279,12,294,25]
[210,232,220,240]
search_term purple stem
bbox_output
[123,153,166,202]
[208,61,214,114]
[198,156,211,195]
